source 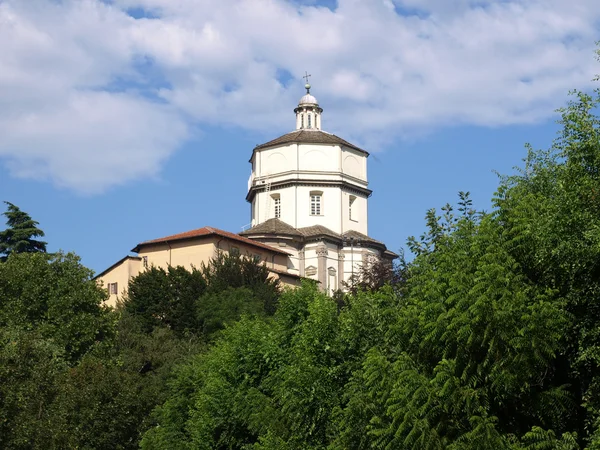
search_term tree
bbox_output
[0,252,116,449]
[0,252,113,363]
[124,265,207,334]
[341,252,407,296]
[123,252,281,339]
[0,327,66,450]
[0,202,46,262]
[141,283,339,450]
[201,251,281,315]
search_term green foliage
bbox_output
[197,286,265,337]
[493,87,600,447]
[0,252,113,362]
[0,253,118,449]
[143,283,407,449]
[0,327,66,449]
[124,252,280,340]
[0,202,46,262]
[142,284,326,449]
[0,250,206,449]
[334,212,572,449]
[45,357,157,450]
[201,251,281,315]
[125,265,207,334]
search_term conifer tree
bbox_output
[0,202,47,262]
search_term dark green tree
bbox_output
[124,265,207,334]
[0,252,113,362]
[201,251,281,315]
[0,252,116,449]
[0,202,47,262]
[123,252,280,339]
[43,325,202,450]
[0,327,66,450]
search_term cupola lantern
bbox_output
[294,74,323,130]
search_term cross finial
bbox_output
[303,71,312,93]
[303,71,311,84]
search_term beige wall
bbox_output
[97,257,142,308]
[137,237,288,272]
[137,239,216,271]
[98,236,293,306]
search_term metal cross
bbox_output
[303,71,311,84]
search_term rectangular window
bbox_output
[142,256,148,268]
[308,114,312,128]
[230,246,240,256]
[310,194,321,215]
[108,282,118,295]
[274,197,281,218]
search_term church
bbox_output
[97,81,397,306]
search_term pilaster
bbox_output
[316,245,328,291]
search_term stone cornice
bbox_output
[252,169,368,187]
[246,179,372,202]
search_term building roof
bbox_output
[240,218,303,237]
[383,249,400,259]
[298,224,340,241]
[299,93,318,105]
[253,129,369,156]
[132,226,290,255]
[241,220,392,253]
[342,230,384,246]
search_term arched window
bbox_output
[307,113,312,128]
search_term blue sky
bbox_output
[0,0,598,274]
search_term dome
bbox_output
[299,93,318,105]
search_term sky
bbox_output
[0,0,599,274]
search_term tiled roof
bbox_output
[298,225,340,241]
[383,249,400,259]
[242,221,387,250]
[254,130,369,155]
[342,230,384,246]
[132,226,290,255]
[240,219,303,237]
[297,226,385,248]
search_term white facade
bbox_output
[249,142,369,235]
[243,84,395,292]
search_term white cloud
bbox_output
[0,91,188,194]
[0,0,599,193]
